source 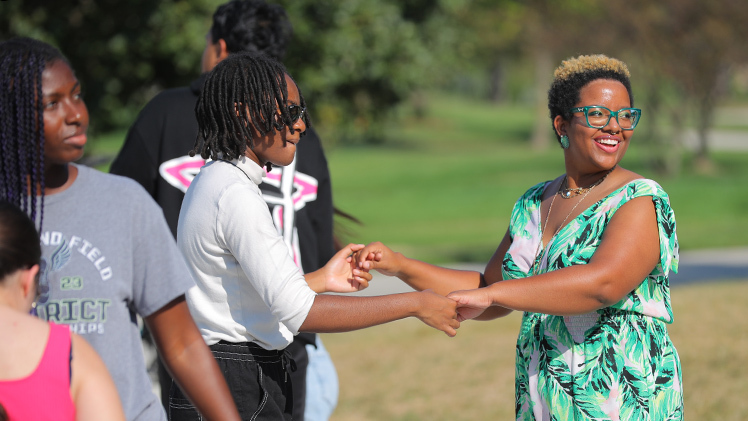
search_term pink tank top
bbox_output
[0,322,76,420]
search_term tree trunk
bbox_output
[693,94,716,173]
[696,118,709,160]
[643,77,682,176]
[488,59,504,103]
[530,48,553,151]
[692,63,730,172]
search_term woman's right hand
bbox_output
[447,288,495,322]
[414,289,460,337]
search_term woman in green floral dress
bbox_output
[356,54,683,420]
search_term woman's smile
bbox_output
[593,134,621,153]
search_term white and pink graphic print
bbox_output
[159,155,318,268]
[159,155,207,193]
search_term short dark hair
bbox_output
[191,52,308,161]
[547,54,634,145]
[0,37,69,229]
[210,0,292,61]
[0,201,41,282]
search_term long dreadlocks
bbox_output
[0,37,69,229]
[191,52,309,161]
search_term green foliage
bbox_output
[602,0,748,163]
[0,0,473,142]
[3,0,747,169]
[277,0,467,145]
[0,0,222,132]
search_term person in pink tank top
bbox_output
[0,201,125,421]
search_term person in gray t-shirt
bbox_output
[0,37,240,421]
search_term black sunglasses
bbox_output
[271,104,306,131]
[287,105,306,122]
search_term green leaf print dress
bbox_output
[503,179,683,421]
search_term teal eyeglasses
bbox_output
[569,106,642,130]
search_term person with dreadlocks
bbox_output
[174,51,461,420]
[0,201,125,421]
[0,37,241,421]
[109,3,343,417]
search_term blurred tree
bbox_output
[446,0,524,103]
[608,0,748,171]
[277,0,467,144]
[5,0,745,159]
[2,0,467,144]
[515,0,619,151]
[452,0,748,169]
[444,0,610,150]
[0,0,221,133]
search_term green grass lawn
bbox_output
[323,280,748,421]
[326,94,748,263]
[88,93,748,263]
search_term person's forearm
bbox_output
[299,293,422,332]
[146,297,240,421]
[161,336,240,421]
[473,305,514,321]
[485,264,625,316]
[393,254,483,296]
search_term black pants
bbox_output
[286,333,315,420]
[168,341,294,421]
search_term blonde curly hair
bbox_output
[553,54,630,83]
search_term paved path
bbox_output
[668,247,748,286]
[683,129,748,151]
[346,247,748,297]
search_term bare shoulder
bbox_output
[70,333,126,421]
[541,174,566,200]
[596,166,649,197]
[70,332,115,379]
[70,333,98,361]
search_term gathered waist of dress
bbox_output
[526,307,666,326]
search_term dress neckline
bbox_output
[536,178,646,244]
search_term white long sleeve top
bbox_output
[177,157,317,350]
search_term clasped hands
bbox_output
[321,243,466,336]
[340,242,494,324]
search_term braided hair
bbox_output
[0,37,69,229]
[191,52,309,161]
[547,54,634,145]
[0,201,41,283]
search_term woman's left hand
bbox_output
[447,288,494,322]
[321,243,373,293]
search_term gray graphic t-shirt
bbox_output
[35,165,194,421]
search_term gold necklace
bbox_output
[559,167,614,199]
[531,170,610,275]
